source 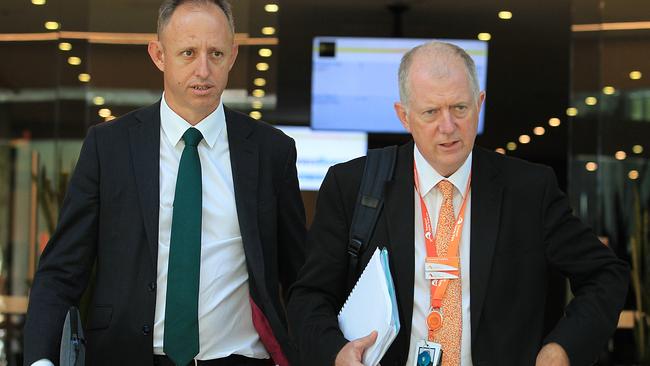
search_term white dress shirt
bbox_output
[32,96,269,366]
[405,146,473,366]
[153,95,268,360]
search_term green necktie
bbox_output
[164,127,203,366]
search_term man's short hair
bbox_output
[157,0,235,37]
[398,41,480,105]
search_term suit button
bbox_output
[148,282,156,292]
[142,325,151,335]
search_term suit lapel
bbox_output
[225,108,266,293]
[384,142,415,359]
[469,147,503,345]
[129,102,161,269]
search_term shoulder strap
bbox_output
[347,145,398,291]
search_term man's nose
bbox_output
[438,109,456,134]
[194,54,210,79]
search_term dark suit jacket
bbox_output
[24,102,306,365]
[288,142,629,366]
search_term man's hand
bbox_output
[334,331,378,366]
[536,342,570,366]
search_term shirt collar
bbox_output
[414,144,472,198]
[160,93,225,149]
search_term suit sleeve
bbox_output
[23,126,100,365]
[540,166,629,366]
[276,138,307,300]
[287,166,353,366]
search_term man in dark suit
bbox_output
[288,42,628,366]
[24,1,305,365]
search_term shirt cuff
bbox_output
[31,359,55,366]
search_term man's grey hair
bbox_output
[157,0,235,37]
[398,41,480,105]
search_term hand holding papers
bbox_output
[338,247,400,366]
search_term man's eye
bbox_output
[423,109,439,118]
[212,51,223,57]
[182,50,193,56]
[455,105,467,111]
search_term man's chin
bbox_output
[437,152,470,175]
[189,98,220,111]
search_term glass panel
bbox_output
[570,0,649,363]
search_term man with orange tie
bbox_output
[287,41,628,366]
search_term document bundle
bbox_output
[338,247,400,366]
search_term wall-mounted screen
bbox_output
[311,37,488,134]
[277,126,368,191]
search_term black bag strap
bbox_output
[347,145,398,290]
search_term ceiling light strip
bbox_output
[0,32,277,46]
[572,21,650,32]
[0,33,58,41]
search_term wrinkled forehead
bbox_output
[409,57,468,90]
[411,50,465,80]
[409,53,477,101]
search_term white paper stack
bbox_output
[338,247,400,366]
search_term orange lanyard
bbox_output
[414,160,471,339]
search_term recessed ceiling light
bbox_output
[44,21,60,30]
[614,151,626,160]
[629,71,642,80]
[93,96,105,106]
[506,142,517,151]
[98,108,112,118]
[632,145,644,154]
[533,127,545,136]
[498,11,513,20]
[258,48,272,57]
[495,148,506,154]
[519,135,531,144]
[67,56,82,65]
[264,4,279,12]
[32,0,46,4]
[58,42,72,51]
[261,27,276,35]
[78,73,91,82]
[477,33,491,41]
[256,62,269,71]
[602,86,615,95]
[249,111,262,120]
[566,107,578,117]
[585,96,597,105]
[252,89,265,98]
[253,78,266,87]
[585,162,598,172]
[628,170,639,180]
[549,118,561,127]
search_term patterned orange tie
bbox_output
[434,179,462,366]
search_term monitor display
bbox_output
[311,37,488,133]
[277,126,368,191]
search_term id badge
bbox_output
[413,340,442,366]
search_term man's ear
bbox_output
[394,102,411,133]
[148,40,165,72]
[476,91,486,112]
